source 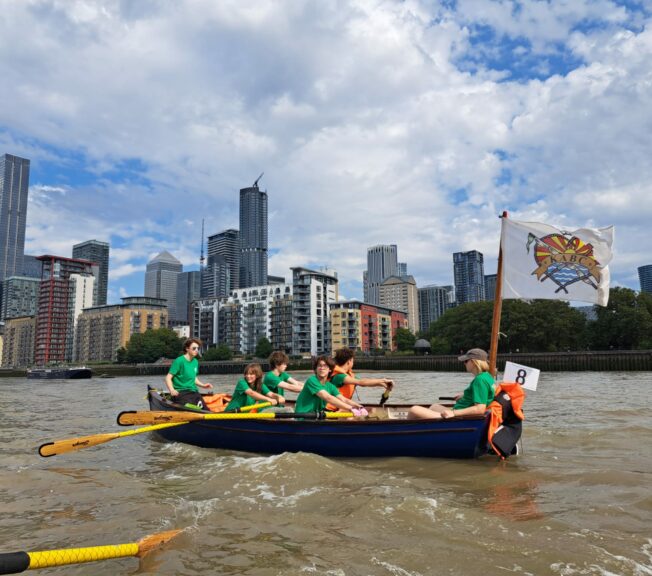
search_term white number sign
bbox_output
[503,361,540,391]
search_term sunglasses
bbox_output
[190,346,199,350]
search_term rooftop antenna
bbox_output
[199,218,205,271]
[253,172,264,188]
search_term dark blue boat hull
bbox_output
[148,389,490,459]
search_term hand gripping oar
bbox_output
[117,410,356,426]
[0,529,181,574]
[38,421,187,457]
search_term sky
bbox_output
[1,0,651,304]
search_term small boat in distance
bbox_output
[27,366,93,380]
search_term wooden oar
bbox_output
[0,529,181,574]
[38,421,187,458]
[118,410,355,426]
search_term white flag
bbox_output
[501,219,614,306]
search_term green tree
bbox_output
[120,328,183,364]
[255,336,273,359]
[202,344,233,361]
[588,287,652,350]
[394,327,417,351]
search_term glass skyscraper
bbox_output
[239,183,268,288]
[453,250,486,304]
[72,239,110,305]
[0,154,30,282]
[638,264,652,294]
[144,251,182,321]
[364,244,398,305]
[207,229,240,293]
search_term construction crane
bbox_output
[253,172,264,188]
[199,218,205,271]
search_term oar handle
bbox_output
[0,551,29,574]
[438,396,456,401]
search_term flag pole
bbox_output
[489,211,508,377]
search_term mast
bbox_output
[489,211,508,377]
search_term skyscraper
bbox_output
[34,255,95,364]
[239,180,268,288]
[484,273,497,301]
[0,154,30,282]
[418,285,454,332]
[379,275,419,334]
[639,264,652,294]
[144,251,182,321]
[453,250,485,304]
[72,239,110,305]
[176,270,201,324]
[207,229,240,292]
[364,244,398,305]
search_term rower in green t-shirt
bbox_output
[225,363,286,412]
[263,351,304,397]
[165,338,213,410]
[295,356,365,414]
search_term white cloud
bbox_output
[0,0,649,301]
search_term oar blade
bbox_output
[136,529,183,557]
[117,411,200,426]
[38,432,119,457]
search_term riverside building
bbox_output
[74,297,168,363]
[330,301,408,353]
[239,180,268,288]
[379,275,419,334]
[639,264,652,294]
[2,315,36,367]
[417,285,455,333]
[1,276,39,321]
[207,229,240,293]
[453,250,485,304]
[0,154,30,283]
[292,266,338,356]
[363,244,398,305]
[72,239,110,306]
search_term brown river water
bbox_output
[1,371,651,575]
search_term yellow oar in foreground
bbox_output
[38,421,187,457]
[0,529,181,574]
[118,410,355,426]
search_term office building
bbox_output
[190,297,222,349]
[34,255,95,365]
[1,276,39,320]
[453,250,485,304]
[418,285,454,333]
[292,267,338,356]
[176,270,201,324]
[72,239,110,306]
[639,265,652,294]
[484,274,497,301]
[379,275,419,333]
[398,262,408,278]
[330,301,408,353]
[0,154,30,282]
[74,296,167,362]
[2,315,36,367]
[22,255,42,278]
[207,229,240,293]
[363,245,398,305]
[201,254,230,298]
[144,251,182,321]
[239,182,268,288]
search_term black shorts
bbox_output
[172,391,208,410]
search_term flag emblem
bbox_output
[526,232,602,294]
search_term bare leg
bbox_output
[407,405,444,420]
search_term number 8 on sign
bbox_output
[503,362,540,391]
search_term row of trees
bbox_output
[414,287,652,354]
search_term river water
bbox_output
[1,371,651,575]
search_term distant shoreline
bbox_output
[3,349,651,377]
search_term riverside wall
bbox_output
[6,349,650,377]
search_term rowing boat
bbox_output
[147,386,491,459]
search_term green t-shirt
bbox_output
[295,375,341,413]
[263,371,291,396]
[454,372,495,410]
[330,373,348,388]
[168,355,199,393]
[225,379,271,412]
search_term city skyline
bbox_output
[1,2,651,304]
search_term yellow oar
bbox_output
[118,410,355,426]
[0,529,181,574]
[38,421,187,457]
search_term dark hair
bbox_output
[244,363,264,392]
[334,347,355,366]
[268,350,289,369]
[313,355,334,372]
[184,338,202,352]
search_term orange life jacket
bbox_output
[325,365,356,411]
[487,382,526,459]
[202,393,232,413]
